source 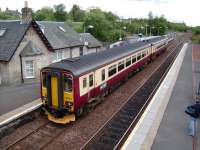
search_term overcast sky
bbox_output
[0,0,198,26]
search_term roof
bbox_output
[80,33,102,48]
[46,36,167,76]
[37,21,83,49]
[20,41,43,57]
[0,20,84,62]
[0,20,30,61]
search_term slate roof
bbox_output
[0,20,84,62]
[80,33,102,48]
[0,20,30,61]
[20,41,43,57]
[46,36,167,76]
[37,21,83,49]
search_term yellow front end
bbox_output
[41,71,75,124]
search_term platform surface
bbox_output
[151,43,195,150]
[0,82,40,115]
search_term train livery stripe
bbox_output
[51,76,59,107]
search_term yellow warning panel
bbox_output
[47,113,75,124]
[51,76,58,107]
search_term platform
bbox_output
[0,99,42,127]
[122,42,199,150]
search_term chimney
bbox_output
[21,1,32,23]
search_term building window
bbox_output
[132,56,136,64]
[55,50,64,62]
[89,74,93,87]
[118,61,125,71]
[102,69,105,81]
[83,78,87,88]
[80,47,83,56]
[108,65,117,77]
[25,60,34,78]
[126,57,131,67]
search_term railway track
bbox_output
[2,121,67,150]
[81,43,184,150]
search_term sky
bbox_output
[0,0,198,27]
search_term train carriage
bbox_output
[41,36,170,124]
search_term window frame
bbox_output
[101,69,105,81]
[89,74,94,87]
[118,61,125,72]
[63,75,73,93]
[24,60,34,78]
[126,57,131,67]
[108,64,117,77]
[132,55,137,64]
[83,77,87,88]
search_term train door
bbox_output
[88,72,95,99]
[51,76,59,107]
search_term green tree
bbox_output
[34,7,55,21]
[54,4,68,21]
[69,4,85,22]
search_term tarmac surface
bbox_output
[0,82,40,115]
[151,43,195,150]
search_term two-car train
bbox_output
[41,36,173,124]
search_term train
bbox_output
[41,36,173,124]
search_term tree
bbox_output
[34,7,55,21]
[54,4,68,21]
[69,4,85,22]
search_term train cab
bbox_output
[41,69,75,124]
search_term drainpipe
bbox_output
[20,55,24,83]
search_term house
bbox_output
[0,2,102,85]
[79,33,102,55]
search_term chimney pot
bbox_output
[25,1,28,8]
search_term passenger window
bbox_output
[83,78,87,88]
[102,69,105,81]
[142,51,146,58]
[132,56,136,64]
[126,57,131,67]
[108,65,117,77]
[118,61,125,71]
[137,53,141,60]
[64,76,72,92]
[89,74,93,87]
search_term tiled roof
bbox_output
[37,21,84,49]
[0,20,30,61]
[80,33,102,48]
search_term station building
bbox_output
[0,3,102,85]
